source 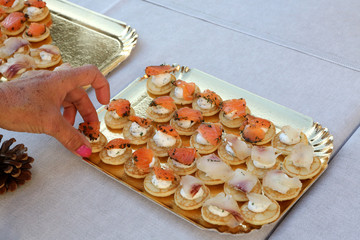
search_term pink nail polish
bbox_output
[76,145,92,158]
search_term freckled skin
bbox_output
[0,65,110,154]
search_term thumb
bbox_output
[49,117,92,157]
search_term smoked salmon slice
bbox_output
[145,65,175,76]
[133,148,154,171]
[104,139,130,150]
[129,116,152,128]
[168,148,196,165]
[107,99,131,117]
[220,99,247,119]
[173,80,196,101]
[157,125,180,138]
[26,23,46,37]
[240,115,271,143]
[196,89,221,107]
[78,122,100,140]
[1,12,26,31]
[174,107,203,123]
[154,166,175,181]
[198,123,223,146]
[150,96,176,111]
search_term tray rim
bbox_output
[88,65,334,237]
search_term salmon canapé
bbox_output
[153,166,175,181]
[129,116,152,128]
[220,99,247,120]
[169,148,197,165]
[157,125,180,139]
[104,139,130,150]
[193,89,223,116]
[150,96,176,112]
[1,12,27,35]
[174,107,203,124]
[78,122,100,141]
[107,99,131,117]
[240,115,275,144]
[132,148,154,171]
[197,123,223,146]
[147,96,177,122]
[170,79,199,104]
[145,65,176,76]
[25,22,46,37]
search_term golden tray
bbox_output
[86,65,333,237]
[0,0,137,82]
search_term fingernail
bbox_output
[76,145,92,158]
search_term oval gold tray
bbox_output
[85,65,333,237]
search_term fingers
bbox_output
[58,65,110,105]
[48,115,92,157]
[64,87,98,123]
[62,102,77,125]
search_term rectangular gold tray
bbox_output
[86,65,333,237]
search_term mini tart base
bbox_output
[263,185,302,201]
[241,122,276,146]
[23,7,50,22]
[192,97,222,116]
[105,107,135,129]
[146,74,175,95]
[124,157,160,179]
[122,121,155,145]
[245,158,281,179]
[31,52,62,68]
[190,132,220,154]
[282,156,322,180]
[22,27,50,43]
[218,141,251,165]
[219,106,251,128]
[240,199,280,225]
[271,132,309,155]
[195,170,225,185]
[169,85,200,105]
[147,137,182,157]
[3,1,24,13]
[201,205,235,226]
[99,147,132,165]
[170,118,201,136]
[146,107,176,123]
[143,171,180,197]
[224,180,262,202]
[166,153,200,175]
[90,133,107,153]
[1,24,26,36]
[174,185,210,210]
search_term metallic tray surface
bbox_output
[86,65,333,237]
[47,0,137,75]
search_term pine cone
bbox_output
[0,135,34,194]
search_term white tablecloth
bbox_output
[1,0,359,239]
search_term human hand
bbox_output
[0,64,110,157]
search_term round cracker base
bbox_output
[195,170,225,185]
[283,156,322,180]
[201,205,235,226]
[190,132,220,154]
[144,172,180,197]
[105,107,135,129]
[167,157,198,175]
[245,158,281,179]
[1,24,26,36]
[219,106,250,128]
[224,180,262,202]
[170,118,200,136]
[22,27,50,42]
[99,147,132,165]
[3,1,24,13]
[90,133,107,153]
[218,141,250,165]
[174,185,210,210]
[240,199,280,225]
[192,96,222,116]
[263,186,301,201]
[24,7,50,22]
[123,121,154,145]
[146,107,176,123]
[241,122,276,145]
[146,75,175,95]
[147,137,182,157]
[271,132,309,155]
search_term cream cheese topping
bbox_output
[176,119,195,129]
[40,51,53,61]
[152,105,170,114]
[107,148,126,157]
[151,174,172,189]
[247,193,272,213]
[174,87,183,99]
[224,110,238,120]
[153,130,176,147]
[251,146,278,169]
[172,159,195,169]
[196,132,211,145]
[151,73,172,87]
[279,125,301,145]
[180,187,204,200]
[109,110,121,119]
[130,122,149,137]
[86,136,100,143]
[26,6,43,18]
[208,205,230,217]
[197,97,214,109]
